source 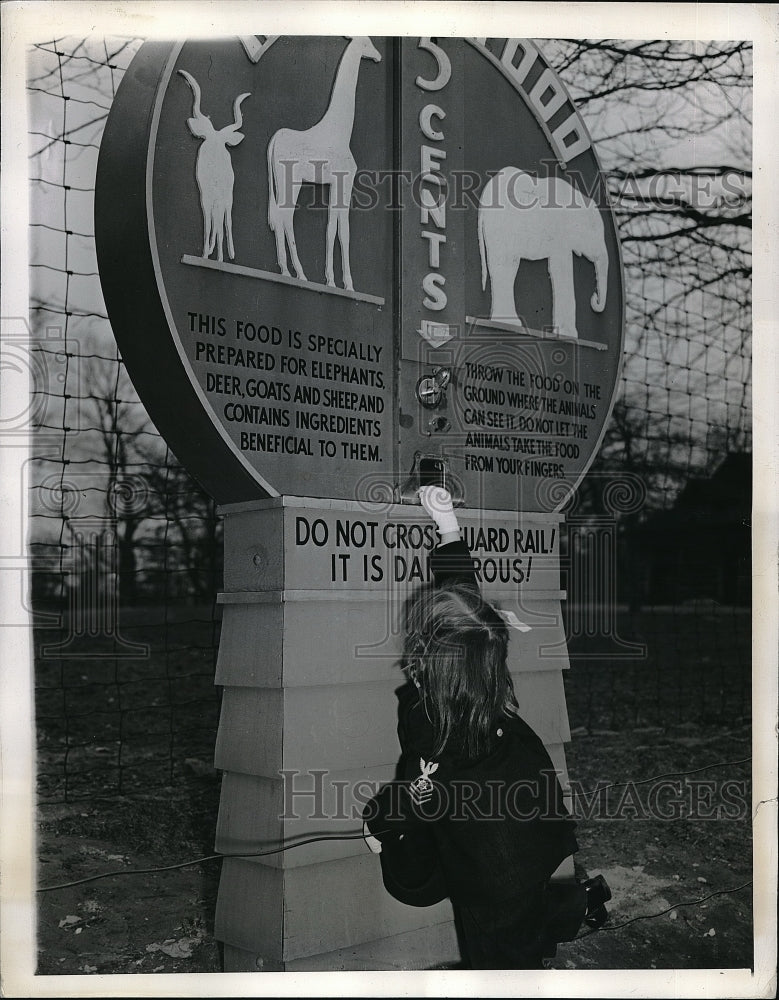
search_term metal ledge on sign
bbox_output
[218,591,282,605]
[217,498,284,516]
[181,255,385,307]
[218,496,567,522]
[218,589,567,604]
[465,315,607,351]
[276,497,567,521]
[218,589,389,604]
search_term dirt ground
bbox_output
[548,725,754,971]
[35,723,754,976]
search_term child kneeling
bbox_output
[363,486,579,970]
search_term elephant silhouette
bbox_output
[477,167,608,339]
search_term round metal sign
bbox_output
[96,36,624,510]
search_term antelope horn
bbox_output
[178,69,203,119]
[232,92,251,129]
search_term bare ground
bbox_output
[36,724,753,975]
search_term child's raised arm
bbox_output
[418,485,460,545]
[418,486,479,590]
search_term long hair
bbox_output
[402,583,519,760]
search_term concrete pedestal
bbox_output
[213,497,572,970]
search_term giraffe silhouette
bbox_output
[266,37,381,290]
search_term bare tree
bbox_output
[542,39,752,499]
[79,342,154,604]
[142,458,223,603]
[78,344,222,604]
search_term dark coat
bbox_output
[364,539,578,908]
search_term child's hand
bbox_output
[418,485,459,538]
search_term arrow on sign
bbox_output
[417,320,455,348]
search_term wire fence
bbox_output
[26,36,752,805]
[28,36,224,802]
